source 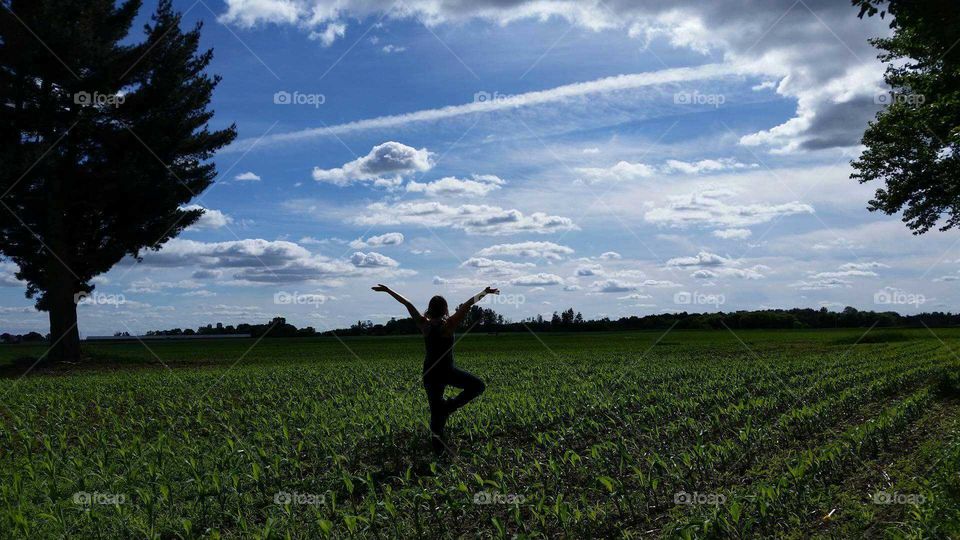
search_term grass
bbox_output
[0,328,957,538]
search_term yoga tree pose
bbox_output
[372,284,497,453]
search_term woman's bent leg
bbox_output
[445,367,486,413]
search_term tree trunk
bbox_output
[46,278,81,363]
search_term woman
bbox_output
[372,283,498,453]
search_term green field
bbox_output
[0,328,958,538]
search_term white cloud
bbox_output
[618,293,652,300]
[234,171,261,181]
[309,22,346,47]
[462,257,535,277]
[349,232,404,249]
[406,174,504,197]
[182,205,233,230]
[591,279,637,293]
[350,251,399,268]
[713,228,752,239]
[576,161,655,184]
[0,262,22,287]
[511,273,564,286]
[644,188,814,229]
[575,264,603,277]
[666,251,733,268]
[132,238,408,284]
[666,251,765,279]
[382,44,406,53]
[598,251,621,260]
[839,261,889,271]
[356,201,577,235]
[789,278,852,290]
[218,0,300,27]
[662,158,757,175]
[313,141,433,187]
[476,241,574,260]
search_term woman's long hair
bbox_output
[425,295,448,320]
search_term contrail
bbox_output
[223,63,738,153]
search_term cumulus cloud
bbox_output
[461,257,535,277]
[662,158,757,175]
[644,188,814,229]
[0,262,22,287]
[576,161,655,184]
[789,277,852,290]
[133,238,408,284]
[406,174,504,197]
[598,251,621,260]
[713,228,752,239]
[350,251,399,268]
[221,0,890,153]
[313,141,433,187]
[356,201,577,235]
[182,205,233,230]
[476,241,574,260]
[382,44,406,53]
[667,251,765,279]
[310,22,346,47]
[234,171,261,181]
[349,232,404,249]
[511,273,564,286]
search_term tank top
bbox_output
[423,319,454,377]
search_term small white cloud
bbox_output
[234,171,261,181]
[310,22,346,47]
[713,228,752,239]
[349,232,404,249]
[382,44,406,53]
[182,205,232,230]
[511,273,564,286]
[576,161,655,184]
[598,251,621,260]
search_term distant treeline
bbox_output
[329,305,960,336]
[4,307,959,344]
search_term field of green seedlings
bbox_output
[0,328,958,538]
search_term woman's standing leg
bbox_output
[444,367,486,414]
[424,381,448,453]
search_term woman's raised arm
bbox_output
[446,286,499,330]
[372,284,426,329]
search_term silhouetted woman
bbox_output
[372,284,497,453]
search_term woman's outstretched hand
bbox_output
[484,286,500,295]
[372,284,390,292]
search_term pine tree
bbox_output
[0,0,236,361]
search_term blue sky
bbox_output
[4,0,959,336]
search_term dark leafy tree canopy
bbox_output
[0,0,235,307]
[851,0,960,233]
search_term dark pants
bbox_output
[423,367,485,449]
